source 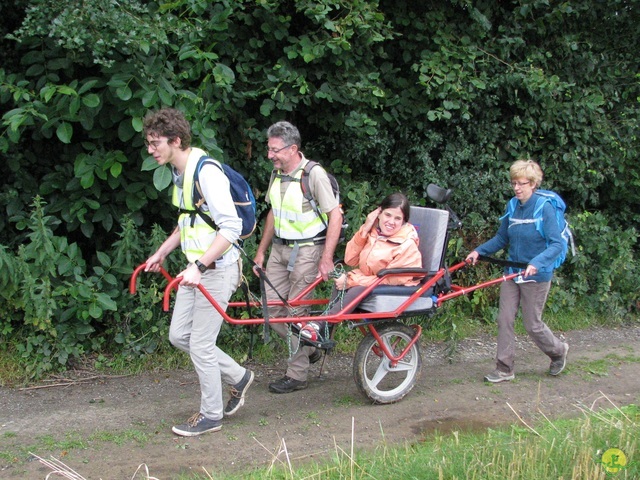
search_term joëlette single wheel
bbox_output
[353,322,422,404]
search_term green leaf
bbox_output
[40,85,56,103]
[88,303,102,319]
[179,47,198,61]
[212,63,235,85]
[260,99,275,117]
[96,251,111,267]
[57,257,73,276]
[118,120,136,142]
[141,90,158,108]
[81,221,94,237]
[75,324,95,335]
[56,122,73,144]
[141,156,159,171]
[80,171,94,188]
[77,284,93,299]
[96,293,117,311]
[116,86,133,101]
[132,117,143,132]
[69,96,82,116]
[110,162,123,177]
[57,85,77,96]
[158,88,173,105]
[153,166,173,190]
[82,94,101,108]
[78,79,99,95]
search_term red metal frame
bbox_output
[130,260,519,365]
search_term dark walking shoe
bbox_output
[484,370,515,383]
[172,413,222,437]
[309,349,323,364]
[224,369,255,417]
[549,342,569,376]
[268,375,308,394]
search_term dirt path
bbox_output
[1,324,639,479]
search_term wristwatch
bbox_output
[194,260,208,273]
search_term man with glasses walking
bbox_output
[253,121,343,394]
[143,108,254,436]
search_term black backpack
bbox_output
[299,161,339,228]
[299,161,347,242]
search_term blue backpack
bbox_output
[502,189,575,269]
[193,156,257,239]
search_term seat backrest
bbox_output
[409,206,449,272]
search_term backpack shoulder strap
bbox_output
[299,160,326,226]
[499,197,519,220]
[192,155,224,231]
[300,160,320,202]
[194,156,224,207]
[533,195,550,218]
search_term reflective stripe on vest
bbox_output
[171,149,217,263]
[270,168,328,240]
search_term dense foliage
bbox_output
[1,0,638,377]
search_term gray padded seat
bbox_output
[356,206,450,313]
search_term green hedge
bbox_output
[0,0,638,376]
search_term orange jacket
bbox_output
[343,222,422,289]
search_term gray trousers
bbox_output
[328,286,367,315]
[265,243,323,381]
[169,263,246,420]
[496,279,565,374]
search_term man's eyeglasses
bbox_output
[267,144,293,154]
[510,181,531,188]
[145,139,166,150]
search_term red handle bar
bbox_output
[129,263,174,294]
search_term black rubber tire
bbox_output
[353,322,422,404]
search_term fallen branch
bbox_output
[19,374,131,391]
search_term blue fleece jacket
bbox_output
[475,192,563,282]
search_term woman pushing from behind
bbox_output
[466,159,569,383]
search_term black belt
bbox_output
[272,237,326,246]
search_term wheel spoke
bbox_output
[368,355,390,388]
[390,359,415,372]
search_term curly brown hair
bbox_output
[142,108,191,150]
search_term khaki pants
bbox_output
[265,243,324,381]
[496,279,565,374]
[169,263,246,420]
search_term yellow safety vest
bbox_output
[171,150,217,263]
[270,165,328,241]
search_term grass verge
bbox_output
[23,400,635,479]
[201,401,639,479]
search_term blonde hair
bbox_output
[510,159,543,188]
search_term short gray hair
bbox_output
[267,121,301,148]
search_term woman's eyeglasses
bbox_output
[510,181,531,188]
